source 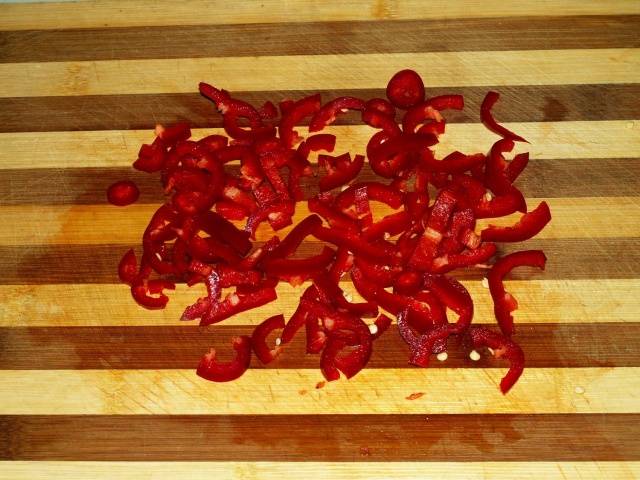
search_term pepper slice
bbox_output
[319,153,365,192]
[320,312,373,380]
[488,250,547,336]
[107,180,140,206]
[402,95,464,135]
[480,91,527,143]
[335,182,404,210]
[309,96,366,132]
[252,314,285,364]
[467,326,525,394]
[118,249,138,284]
[386,69,425,109]
[263,246,336,279]
[197,336,252,382]
[280,94,322,148]
[432,242,497,273]
[313,225,401,265]
[481,201,551,243]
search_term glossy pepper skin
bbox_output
[481,201,551,243]
[467,326,525,394]
[197,336,253,382]
[252,314,285,364]
[480,91,527,143]
[488,250,547,336]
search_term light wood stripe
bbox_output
[2,84,639,133]
[3,1,639,31]
[1,49,638,98]
[0,238,635,284]
[1,461,638,480]
[0,279,636,327]
[1,122,638,170]
[0,197,635,246]
[0,368,636,414]
[2,414,639,461]
[2,158,639,205]
[2,323,638,370]
[2,16,638,63]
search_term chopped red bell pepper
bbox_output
[424,274,473,333]
[488,250,547,336]
[197,336,252,382]
[480,91,527,143]
[335,182,404,210]
[402,95,464,135]
[252,314,285,364]
[362,211,411,241]
[481,201,551,243]
[386,69,425,109]
[134,138,166,173]
[320,312,372,380]
[365,98,396,118]
[467,326,525,394]
[308,196,359,232]
[319,153,365,192]
[313,225,401,265]
[309,96,365,132]
[107,180,140,206]
[432,242,497,273]
[280,93,322,148]
[118,249,138,285]
[263,246,336,278]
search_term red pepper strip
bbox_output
[312,225,401,265]
[439,208,476,255]
[297,133,336,163]
[265,214,323,262]
[258,100,278,120]
[397,309,449,366]
[313,272,378,318]
[131,278,176,310]
[236,236,280,271]
[432,242,497,273]
[404,191,430,220]
[118,249,138,284]
[367,133,436,178]
[195,211,252,255]
[198,134,228,153]
[424,274,473,334]
[245,201,295,239]
[187,235,243,265]
[372,314,392,339]
[134,137,166,173]
[328,246,353,283]
[217,145,263,186]
[467,326,525,394]
[155,122,191,147]
[481,201,551,243]
[474,189,527,219]
[196,336,252,382]
[216,200,248,220]
[350,265,382,303]
[319,153,364,192]
[217,265,262,287]
[335,182,404,210]
[422,150,485,174]
[252,314,285,364]
[352,184,373,227]
[489,250,547,336]
[365,98,396,118]
[308,196,359,232]
[309,96,366,132]
[402,95,464,134]
[252,183,278,208]
[386,69,425,109]
[362,107,402,136]
[263,246,336,277]
[280,93,322,148]
[200,286,278,326]
[280,288,318,343]
[449,174,485,209]
[507,152,529,182]
[486,139,522,195]
[222,184,258,214]
[353,257,401,287]
[393,271,423,295]
[362,211,411,241]
[480,91,527,143]
[321,313,372,380]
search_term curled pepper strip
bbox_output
[252,314,286,364]
[319,153,365,192]
[481,201,551,243]
[488,250,547,336]
[309,96,366,132]
[480,91,527,143]
[335,182,404,210]
[118,249,138,284]
[320,313,373,380]
[402,94,464,136]
[280,94,322,148]
[467,326,525,394]
[197,336,252,382]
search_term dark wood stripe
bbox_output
[1,84,638,132]
[0,323,637,370]
[2,158,637,206]
[1,238,637,284]
[1,16,638,63]
[2,414,638,461]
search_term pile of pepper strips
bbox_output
[112,69,551,394]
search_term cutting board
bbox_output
[1,1,639,478]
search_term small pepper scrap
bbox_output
[110,69,551,394]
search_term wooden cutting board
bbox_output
[1,1,639,478]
